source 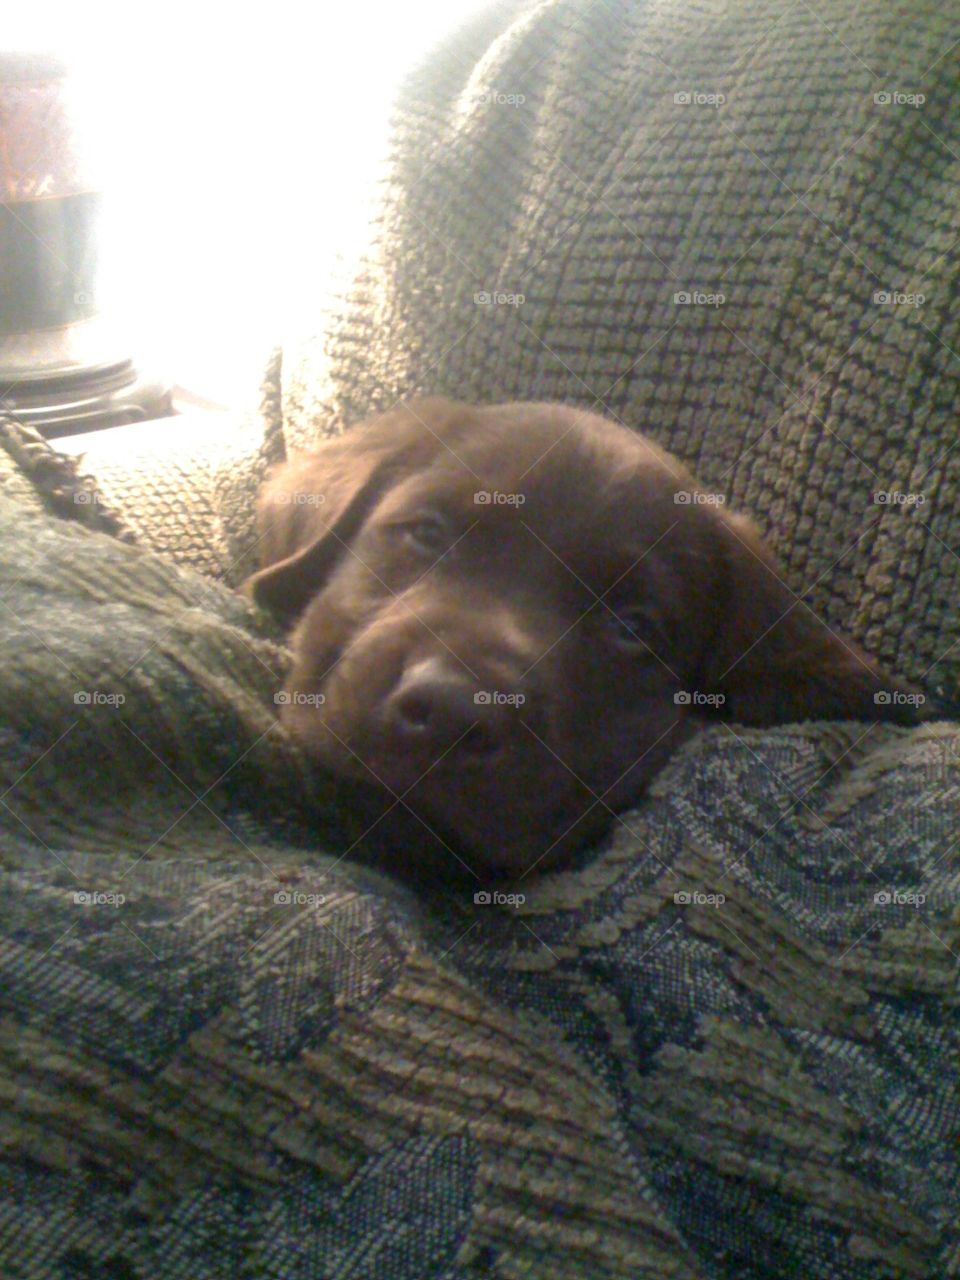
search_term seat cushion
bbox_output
[0,478,957,1278]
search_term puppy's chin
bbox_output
[407,795,617,880]
[279,699,674,879]
[348,771,617,881]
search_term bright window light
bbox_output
[6,0,490,407]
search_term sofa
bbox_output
[1,1,957,1276]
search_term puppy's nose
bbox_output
[386,658,514,759]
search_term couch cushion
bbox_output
[278,0,960,702]
[0,472,957,1278]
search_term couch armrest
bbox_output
[55,408,270,582]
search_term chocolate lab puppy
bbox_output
[248,397,922,877]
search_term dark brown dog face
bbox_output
[248,397,922,877]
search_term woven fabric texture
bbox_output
[280,0,960,700]
[2,1,959,1277]
[0,485,957,1278]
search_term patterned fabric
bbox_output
[0,488,956,1277]
[2,1,960,1277]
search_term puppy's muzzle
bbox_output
[384,657,525,764]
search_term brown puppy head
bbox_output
[248,397,922,878]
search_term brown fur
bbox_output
[247,397,923,875]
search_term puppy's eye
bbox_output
[604,604,663,657]
[395,512,452,556]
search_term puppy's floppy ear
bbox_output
[701,510,924,725]
[244,399,461,624]
[245,448,390,623]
